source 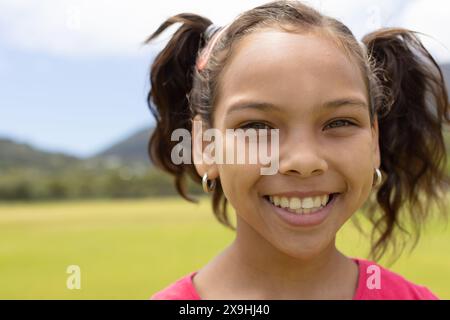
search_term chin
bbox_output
[269,233,333,261]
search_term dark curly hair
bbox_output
[144,0,450,262]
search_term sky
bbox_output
[1,0,449,158]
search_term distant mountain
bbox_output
[0,138,81,172]
[0,127,154,174]
[93,127,154,166]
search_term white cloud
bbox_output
[0,0,271,57]
[396,0,450,63]
[0,0,448,62]
[317,0,409,37]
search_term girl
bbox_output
[146,1,449,299]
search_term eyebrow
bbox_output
[225,98,367,116]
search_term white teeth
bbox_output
[301,197,314,209]
[313,196,322,207]
[289,198,302,210]
[268,194,333,214]
[321,195,328,206]
[294,207,321,215]
[280,197,289,208]
[273,196,280,206]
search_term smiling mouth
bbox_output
[262,193,338,215]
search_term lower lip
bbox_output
[263,194,339,228]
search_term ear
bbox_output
[372,116,381,169]
[191,114,219,180]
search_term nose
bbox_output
[278,132,328,177]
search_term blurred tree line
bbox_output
[0,136,204,201]
[0,165,203,201]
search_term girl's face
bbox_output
[197,29,380,259]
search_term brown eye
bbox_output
[325,119,355,129]
[240,121,272,131]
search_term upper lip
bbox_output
[265,191,338,198]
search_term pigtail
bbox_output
[144,14,212,201]
[362,28,450,261]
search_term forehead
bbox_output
[215,29,367,114]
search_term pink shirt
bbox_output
[150,258,439,300]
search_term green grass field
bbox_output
[0,197,449,299]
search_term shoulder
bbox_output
[354,258,439,300]
[150,271,201,300]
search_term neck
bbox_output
[219,217,355,299]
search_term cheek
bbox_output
[217,131,265,203]
[217,150,268,233]
[330,134,375,207]
[218,163,261,206]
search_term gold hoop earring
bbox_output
[372,168,383,188]
[202,172,216,193]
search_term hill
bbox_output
[93,127,153,166]
[0,138,81,172]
